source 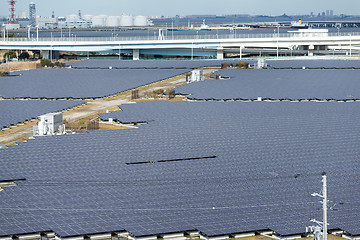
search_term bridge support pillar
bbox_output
[42,50,59,60]
[217,47,224,60]
[133,49,140,60]
[308,45,314,57]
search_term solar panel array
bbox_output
[0,69,188,99]
[267,60,360,69]
[68,60,247,69]
[0,100,85,129]
[1,101,360,238]
[175,69,360,100]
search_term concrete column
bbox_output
[308,44,314,57]
[42,50,50,59]
[41,50,60,60]
[217,47,224,60]
[133,49,140,60]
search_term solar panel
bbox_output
[267,60,360,69]
[0,100,85,129]
[0,69,188,99]
[175,69,360,100]
[67,60,252,69]
[1,101,360,237]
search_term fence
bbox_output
[2,31,360,42]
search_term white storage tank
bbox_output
[120,15,133,27]
[92,15,106,27]
[106,16,119,27]
[134,15,148,26]
[82,14,93,21]
[66,14,78,20]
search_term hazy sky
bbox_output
[1,0,360,18]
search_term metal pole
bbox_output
[36,26,38,41]
[240,46,242,60]
[119,44,121,60]
[349,34,352,57]
[191,42,194,60]
[277,26,279,58]
[322,173,327,240]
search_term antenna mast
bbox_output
[7,0,19,24]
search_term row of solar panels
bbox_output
[175,69,360,100]
[1,101,360,237]
[267,60,360,69]
[67,60,247,69]
[0,69,188,99]
[0,100,85,129]
[69,59,360,69]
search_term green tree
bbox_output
[40,59,54,67]
[3,51,17,59]
[19,52,30,60]
[238,61,249,69]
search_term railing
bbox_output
[2,31,360,42]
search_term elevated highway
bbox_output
[1,31,360,59]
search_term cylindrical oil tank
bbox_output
[120,15,133,27]
[133,16,148,26]
[82,14,93,21]
[67,14,78,20]
[92,15,106,27]
[106,16,119,27]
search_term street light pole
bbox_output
[322,173,327,240]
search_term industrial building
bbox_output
[91,14,150,27]
[29,2,36,26]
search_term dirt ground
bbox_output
[0,61,41,72]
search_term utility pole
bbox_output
[307,172,328,240]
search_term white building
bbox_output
[33,112,65,136]
[189,70,204,82]
[36,17,57,29]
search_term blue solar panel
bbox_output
[0,69,188,99]
[175,69,360,100]
[1,101,360,237]
[267,60,360,69]
[0,100,85,129]
[67,60,251,69]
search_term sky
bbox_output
[0,0,360,18]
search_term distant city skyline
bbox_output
[0,0,359,18]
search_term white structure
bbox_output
[82,14,93,21]
[106,16,119,27]
[33,112,65,136]
[190,70,204,82]
[66,14,78,21]
[92,15,107,27]
[133,16,148,26]
[257,58,267,68]
[64,18,92,29]
[288,29,329,38]
[4,23,20,30]
[120,15,133,27]
[36,17,57,29]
